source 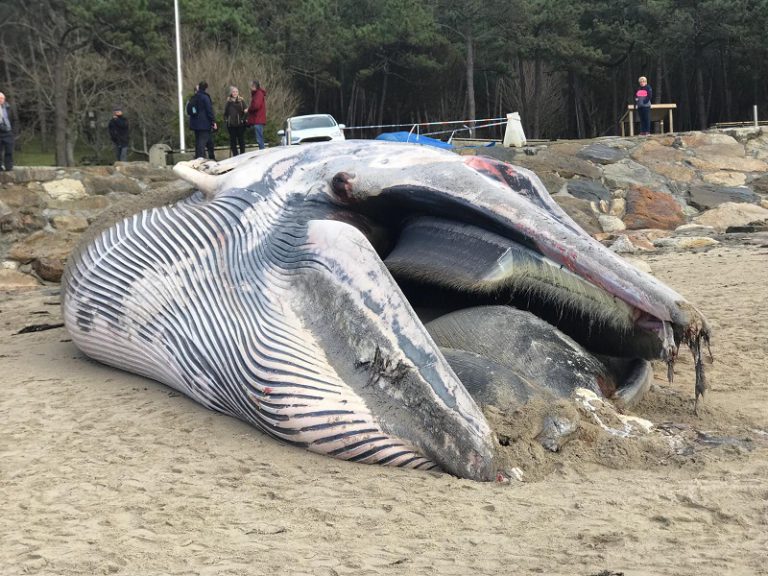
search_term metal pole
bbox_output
[174,0,185,151]
[754,105,759,128]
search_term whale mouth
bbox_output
[332,152,711,410]
[380,216,658,408]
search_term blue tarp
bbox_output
[375,131,454,149]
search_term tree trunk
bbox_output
[532,57,542,139]
[465,31,476,137]
[313,73,319,114]
[695,54,707,129]
[655,58,663,104]
[679,57,691,130]
[517,54,528,132]
[54,54,70,166]
[721,48,732,121]
[377,61,389,128]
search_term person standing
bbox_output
[189,81,217,159]
[246,80,267,150]
[224,86,246,156]
[108,106,130,162]
[634,76,653,136]
[0,92,14,171]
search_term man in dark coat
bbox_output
[0,92,14,171]
[108,106,130,162]
[189,81,217,159]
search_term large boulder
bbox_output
[0,185,44,208]
[7,230,81,264]
[692,202,768,233]
[576,142,627,165]
[688,184,760,210]
[82,173,144,196]
[42,179,87,201]
[0,268,41,290]
[623,186,685,230]
[553,196,601,235]
[750,174,768,196]
[511,149,602,180]
[565,179,611,203]
[603,160,672,195]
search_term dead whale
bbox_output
[61,141,710,481]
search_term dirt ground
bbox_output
[1,237,767,576]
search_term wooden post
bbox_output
[629,109,635,136]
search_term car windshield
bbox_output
[290,116,335,131]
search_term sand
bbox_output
[1,237,767,576]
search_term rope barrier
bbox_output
[343,116,507,131]
[423,120,508,137]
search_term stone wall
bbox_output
[2,130,768,290]
[472,128,768,252]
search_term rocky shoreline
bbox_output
[2,129,768,290]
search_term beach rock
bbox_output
[0,211,47,234]
[577,142,627,165]
[7,230,81,263]
[652,236,720,250]
[47,195,111,212]
[609,198,626,218]
[680,132,743,154]
[745,132,768,160]
[687,154,768,173]
[537,172,568,195]
[49,213,90,233]
[512,149,602,180]
[750,174,768,196]
[630,139,687,164]
[598,214,626,233]
[476,147,518,163]
[702,171,747,187]
[610,235,639,254]
[603,160,671,195]
[566,179,611,203]
[82,173,144,196]
[553,196,601,235]
[0,166,59,184]
[725,223,768,233]
[674,223,717,237]
[115,161,177,182]
[623,186,685,230]
[33,257,66,282]
[688,184,760,210]
[0,268,41,290]
[42,179,87,201]
[650,162,697,184]
[1,185,43,208]
[692,202,768,233]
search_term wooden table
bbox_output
[621,103,677,136]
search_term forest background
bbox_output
[1,0,767,166]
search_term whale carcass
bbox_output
[61,141,710,481]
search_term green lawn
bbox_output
[14,148,57,166]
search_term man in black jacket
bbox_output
[0,92,14,171]
[189,81,217,160]
[108,106,130,161]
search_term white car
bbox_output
[279,114,346,145]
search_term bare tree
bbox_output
[183,43,301,139]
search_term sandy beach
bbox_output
[2,237,767,576]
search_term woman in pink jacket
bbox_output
[246,80,267,150]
